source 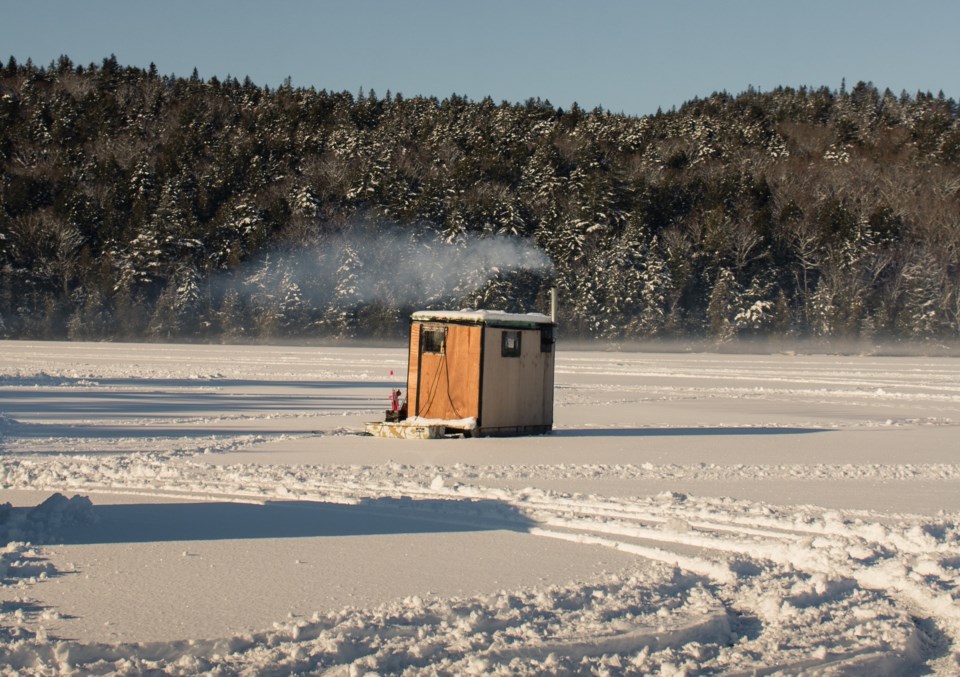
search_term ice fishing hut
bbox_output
[399,308,556,437]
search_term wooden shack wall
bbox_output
[479,326,554,431]
[405,322,421,413]
[407,322,482,421]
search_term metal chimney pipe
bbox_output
[549,286,557,324]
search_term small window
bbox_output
[501,330,521,357]
[421,326,446,354]
[540,326,555,353]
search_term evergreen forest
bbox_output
[2,55,959,345]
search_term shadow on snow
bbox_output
[29,497,535,546]
[0,378,395,435]
[551,427,830,437]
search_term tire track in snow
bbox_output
[3,456,957,674]
[514,487,960,672]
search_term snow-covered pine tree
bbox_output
[629,237,674,339]
[322,242,364,339]
[218,287,245,342]
[707,268,740,342]
[733,276,775,336]
[897,252,946,339]
[278,271,308,336]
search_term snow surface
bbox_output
[403,416,478,430]
[1,340,959,675]
[410,309,553,326]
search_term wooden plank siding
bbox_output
[408,322,482,420]
[479,327,554,431]
[405,321,421,414]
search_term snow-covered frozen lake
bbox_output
[1,340,959,674]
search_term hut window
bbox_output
[540,326,554,353]
[501,330,521,357]
[421,326,446,354]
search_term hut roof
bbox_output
[411,309,554,328]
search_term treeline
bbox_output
[1,54,959,343]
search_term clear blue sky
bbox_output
[3,0,957,116]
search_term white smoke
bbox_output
[336,229,554,305]
[222,226,555,313]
